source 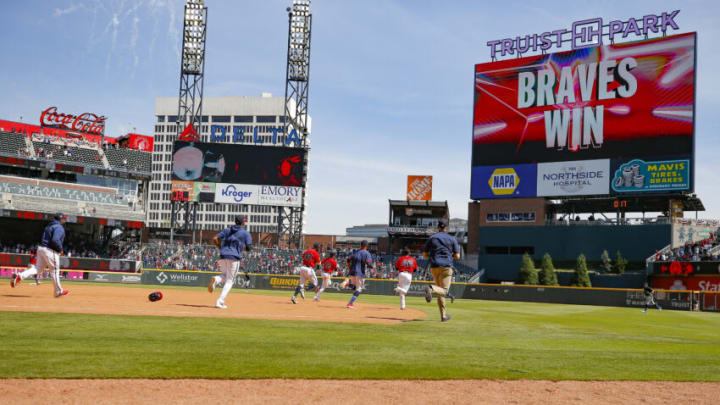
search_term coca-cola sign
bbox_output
[39,106,106,136]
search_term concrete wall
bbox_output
[477,223,670,282]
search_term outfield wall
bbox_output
[137,269,717,312]
[2,266,714,312]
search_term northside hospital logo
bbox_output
[488,168,520,195]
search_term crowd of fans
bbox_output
[139,241,473,281]
[655,231,720,262]
[0,237,474,280]
[0,240,140,260]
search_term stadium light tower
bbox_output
[171,0,207,244]
[278,0,312,248]
[284,0,312,148]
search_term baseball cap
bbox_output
[54,213,65,220]
[438,218,448,228]
[235,215,247,225]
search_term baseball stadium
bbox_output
[1,2,720,404]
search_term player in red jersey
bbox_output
[393,248,418,310]
[10,251,39,288]
[314,250,338,301]
[291,243,320,304]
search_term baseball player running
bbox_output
[10,213,68,297]
[393,248,418,310]
[642,282,662,313]
[208,215,252,309]
[314,250,338,301]
[10,251,39,288]
[291,244,321,304]
[344,240,374,309]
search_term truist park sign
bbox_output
[486,10,681,59]
[40,106,107,136]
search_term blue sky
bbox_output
[1,1,719,234]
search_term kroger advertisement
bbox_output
[471,33,696,171]
[172,141,306,187]
[214,183,302,207]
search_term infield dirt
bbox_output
[2,379,720,404]
[0,282,425,324]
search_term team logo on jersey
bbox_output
[488,168,519,195]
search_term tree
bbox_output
[615,251,628,274]
[539,253,559,286]
[600,250,613,273]
[518,253,539,285]
[571,254,592,287]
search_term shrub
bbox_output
[539,253,559,286]
[615,251,628,274]
[600,250,612,273]
[572,254,592,287]
[518,253,539,285]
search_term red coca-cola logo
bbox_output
[39,106,106,135]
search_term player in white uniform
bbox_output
[393,248,418,310]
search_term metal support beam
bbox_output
[278,0,312,248]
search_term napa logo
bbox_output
[488,168,519,195]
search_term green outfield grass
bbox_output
[1,283,719,381]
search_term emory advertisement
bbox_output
[214,183,302,207]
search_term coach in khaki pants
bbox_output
[423,218,460,322]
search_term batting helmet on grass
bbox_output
[148,291,163,302]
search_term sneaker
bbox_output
[400,306,406,310]
[642,309,647,313]
[208,279,215,293]
[300,289,305,300]
[346,303,355,309]
[216,302,227,309]
[11,273,20,288]
[441,314,452,322]
[424,286,432,303]
[54,290,69,298]
[658,307,662,311]
[313,296,319,301]
[448,293,456,304]
[291,296,297,304]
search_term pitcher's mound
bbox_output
[1,283,426,324]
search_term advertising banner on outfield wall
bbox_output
[0,253,140,272]
[537,159,609,197]
[471,32,696,198]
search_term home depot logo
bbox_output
[488,168,519,195]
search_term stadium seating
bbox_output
[32,141,104,168]
[0,132,29,156]
[0,176,128,206]
[104,147,152,173]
